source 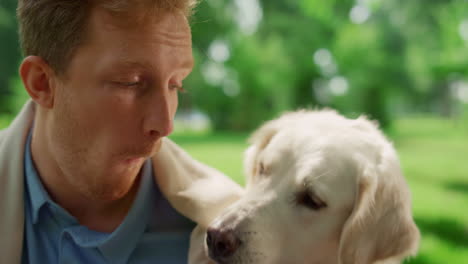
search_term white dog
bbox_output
[204,110,420,264]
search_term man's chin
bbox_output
[88,168,142,201]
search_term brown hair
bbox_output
[17,0,197,76]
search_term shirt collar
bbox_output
[24,129,53,224]
[97,160,155,264]
[61,161,155,264]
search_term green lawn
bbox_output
[1,115,466,262]
[170,117,468,264]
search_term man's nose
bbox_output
[206,228,241,262]
[143,91,174,139]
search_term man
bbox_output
[0,0,242,263]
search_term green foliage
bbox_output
[1,0,468,129]
[0,0,22,114]
[182,0,468,130]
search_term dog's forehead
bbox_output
[254,112,383,187]
[260,126,361,169]
[261,126,361,191]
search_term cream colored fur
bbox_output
[206,110,420,264]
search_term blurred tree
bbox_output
[187,0,299,130]
[384,0,468,116]
[0,0,21,115]
[1,0,467,130]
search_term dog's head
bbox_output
[205,110,420,264]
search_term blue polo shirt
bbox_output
[22,132,196,263]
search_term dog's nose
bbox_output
[206,228,241,261]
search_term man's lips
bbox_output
[119,140,162,165]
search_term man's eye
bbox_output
[169,84,186,93]
[119,81,140,87]
[110,80,141,88]
[295,191,327,211]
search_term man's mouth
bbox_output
[119,140,162,165]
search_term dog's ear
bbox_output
[244,119,280,185]
[338,146,420,264]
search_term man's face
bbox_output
[48,7,193,201]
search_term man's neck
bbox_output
[63,177,141,233]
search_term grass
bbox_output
[169,132,249,183]
[391,117,468,263]
[170,116,468,264]
[2,114,467,262]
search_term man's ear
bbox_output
[19,56,57,108]
[338,148,420,264]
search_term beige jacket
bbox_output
[0,100,243,263]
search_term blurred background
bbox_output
[1,0,467,262]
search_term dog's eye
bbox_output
[296,191,327,210]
